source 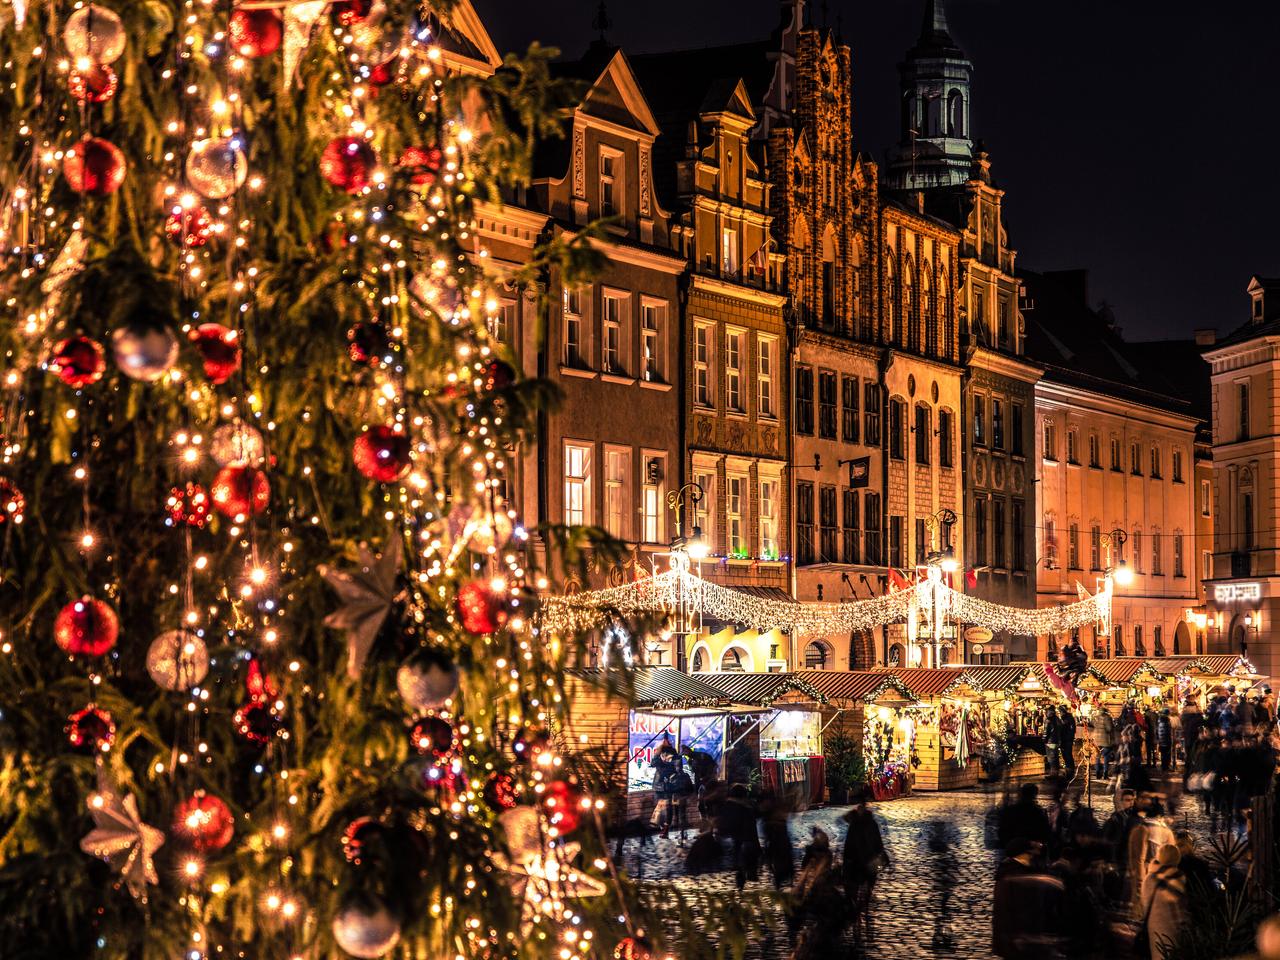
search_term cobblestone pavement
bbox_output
[619,774,1219,959]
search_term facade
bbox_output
[1204,277,1280,678]
[1024,270,1203,661]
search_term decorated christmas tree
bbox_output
[0,2,669,957]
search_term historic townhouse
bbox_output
[1024,270,1202,662]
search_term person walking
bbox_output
[997,783,1051,850]
[1138,844,1188,959]
[760,789,795,890]
[718,784,760,891]
[1156,708,1173,772]
[1058,704,1078,779]
[1044,705,1062,777]
[649,739,679,837]
[1143,704,1160,767]
[1090,708,1116,780]
[841,789,889,946]
[788,828,843,960]
[1179,699,1203,772]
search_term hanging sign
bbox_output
[1214,583,1261,603]
[964,626,994,644]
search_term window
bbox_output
[795,366,814,435]
[819,486,838,562]
[725,330,744,411]
[1133,531,1143,573]
[818,371,837,439]
[603,447,630,539]
[974,496,988,566]
[758,336,776,417]
[1172,449,1183,483]
[889,398,906,460]
[490,300,515,342]
[889,515,904,568]
[759,478,779,560]
[915,405,931,464]
[1150,445,1161,478]
[1088,433,1100,468]
[864,383,881,446]
[721,227,739,276]
[973,394,986,445]
[599,150,618,217]
[563,442,592,526]
[1174,533,1184,577]
[939,409,953,467]
[602,292,626,374]
[694,470,715,552]
[1130,441,1142,475]
[639,456,665,543]
[1202,550,1212,582]
[1045,517,1057,568]
[998,297,1012,347]
[563,287,584,366]
[693,321,713,406]
[1243,494,1254,551]
[1200,479,1211,516]
[726,475,746,557]
[1067,429,1078,465]
[1012,499,1025,571]
[796,481,815,565]
[841,376,859,442]
[804,641,830,669]
[1043,419,1057,460]
[1151,532,1162,575]
[1068,523,1080,569]
[991,399,1004,450]
[864,493,882,565]
[843,489,860,564]
[993,498,1006,568]
[1239,381,1250,440]
[1110,437,1122,471]
[1011,404,1024,456]
[640,300,665,382]
[1114,625,1124,657]
[1154,625,1164,657]
[973,287,986,342]
[1090,525,1101,570]
[1134,625,1145,657]
[915,517,927,565]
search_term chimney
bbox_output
[915,190,925,213]
[1194,328,1216,347]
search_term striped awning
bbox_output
[792,670,914,704]
[1147,657,1206,677]
[698,671,829,707]
[571,667,733,710]
[1195,655,1255,677]
[964,665,1034,693]
[1088,658,1162,684]
[881,667,972,700]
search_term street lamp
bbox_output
[1097,529,1130,656]
[665,481,707,670]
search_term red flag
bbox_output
[964,568,979,590]
[888,569,911,592]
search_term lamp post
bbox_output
[918,509,959,667]
[666,481,707,670]
[1097,529,1132,656]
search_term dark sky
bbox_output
[474,0,1280,342]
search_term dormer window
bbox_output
[1253,293,1264,320]
[599,148,621,218]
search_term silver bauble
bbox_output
[396,654,460,713]
[64,5,127,65]
[185,138,248,200]
[210,421,265,467]
[146,629,209,690]
[111,325,179,382]
[332,893,401,959]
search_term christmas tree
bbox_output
[0,2,667,957]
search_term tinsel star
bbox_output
[319,536,404,678]
[492,808,606,936]
[78,767,165,902]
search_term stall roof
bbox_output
[1147,657,1206,677]
[1087,659,1162,684]
[698,671,829,707]
[963,665,1034,693]
[1195,655,1256,677]
[571,667,733,710]
[792,670,914,704]
[879,668,972,700]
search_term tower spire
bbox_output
[921,0,950,41]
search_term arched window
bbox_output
[888,643,904,667]
[850,236,863,337]
[901,256,914,349]
[821,224,837,329]
[792,214,809,320]
[720,647,748,672]
[947,90,964,137]
[939,266,951,359]
[691,646,706,672]
[920,261,935,355]
[804,641,831,669]
[885,254,898,344]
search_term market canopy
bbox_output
[696,671,829,708]
[570,667,734,711]
[963,665,1036,694]
[792,670,914,705]
[879,668,973,700]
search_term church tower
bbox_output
[886,0,974,191]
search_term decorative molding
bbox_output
[572,126,585,199]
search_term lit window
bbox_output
[758,336,776,417]
[641,455,665,543]
[599,150,619,217]
[694,322,713,407]
[721,227,739,276]
[759,478,778,560]
[694,470,715,552]
[725,330,743,412]
[563,287,584,367]
[489,300,515,343]
[563,443,592,526]
[603,447,630,539]
[727,475,746,557]
[641,300,665,382]
[602,292,626,375]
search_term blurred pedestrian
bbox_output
[1156,708,1173,772]
[718,783,760,891]
[1090,708,1116,779]
[993,837,1067,958]
[1179,699,1202,771]
[1045,706,1062,776]
[1138,844,1187,960]
[841,789,889,945]
[1143,704,1159,767]
[789,828,843,960]
[649,739,679,837]
[760,789,795,890]
[998,783,1051,850]
[1058,705,1078,779]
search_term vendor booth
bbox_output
[881,668,984,792]
[964,665,1077,781]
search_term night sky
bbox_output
[474,0,1280,343]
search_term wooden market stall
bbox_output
[879,668,984,792]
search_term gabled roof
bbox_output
[1088,658,1163,684]
[964,665,1034,693]
[698,671,828,707]
[571,667,732,710]
[432,0,502,75]
[879,667,970,700]
[792,670,913,704]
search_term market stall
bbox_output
[965,665,1073,781]
[880,668,985,792]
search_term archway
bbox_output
[720,644,752,672]
[803,640,832,669]
[1173,621,1191,655]
[689,642,710,673]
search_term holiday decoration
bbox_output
[69,63,118,104]
[210,421,265,467]
[185,137,248,199]
[164,204,213,248]
[282,1,327,82]
[319,537,403,678]
[172,792,234,852]
[352,425,411,483]
[395,649,460,713]
[346,320,391,366]
[165,482,211,529]
[0,478,25,525]
[397,145,443,186]
[66,705,116,753]
[540,778,585,834]
[49,335,107,388]
[614,937,654,960]
[494,807,607,936]
[110,324,180,382]
[190,323,241,384]
[63,5,127,64]
[341,817,384,865]
[228,7,282,57]
[455,579,507,635]
[211,464,270,518]
[79,768,164,902]
[234,660,282,745]
[321,136,377,193]
[483,358,516,391]
[484,771,520,811]
[330,0,373,27]
[332,892,401,959]
[448,501,514,555]
[63,137,127,195]
[512,727,552,764]
[409,715,455,760]
[54,597,119,656]
[146,629,209,690]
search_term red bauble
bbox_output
[330,0,373,26]
[190,323,241,384]
[483,359,516,391]
[367,57,397,87]
[321,136,376,193]
[352,425,411,483]
[0,477,25,525]
[613,937,654,960]
[422,764,464,801]
[341,816,385,865]
[484,771,520,811]
[69,64,118,104]
[228,8,283,57]
[455,579,507,634]
[63,137,126,195]
[164,204,213,248]
[398,146,443,187]
[166,482,210,528]
[173,791,235,852]
[347,321,391,366]
[66,705,116,753]
[50,336,106,388]
[234,698,282,744]
[512,727,551,763]
[211,465,270,518]
[410,716,456,760]
[541,778,584,834]
[54,597,119,656]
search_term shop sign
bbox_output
[627,711,678,793]
[964,626,994,644]
[1215,582,1261,603]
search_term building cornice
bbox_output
[965,345,1043,384]
[1035,379,1199,432]
[691,273,787,308]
